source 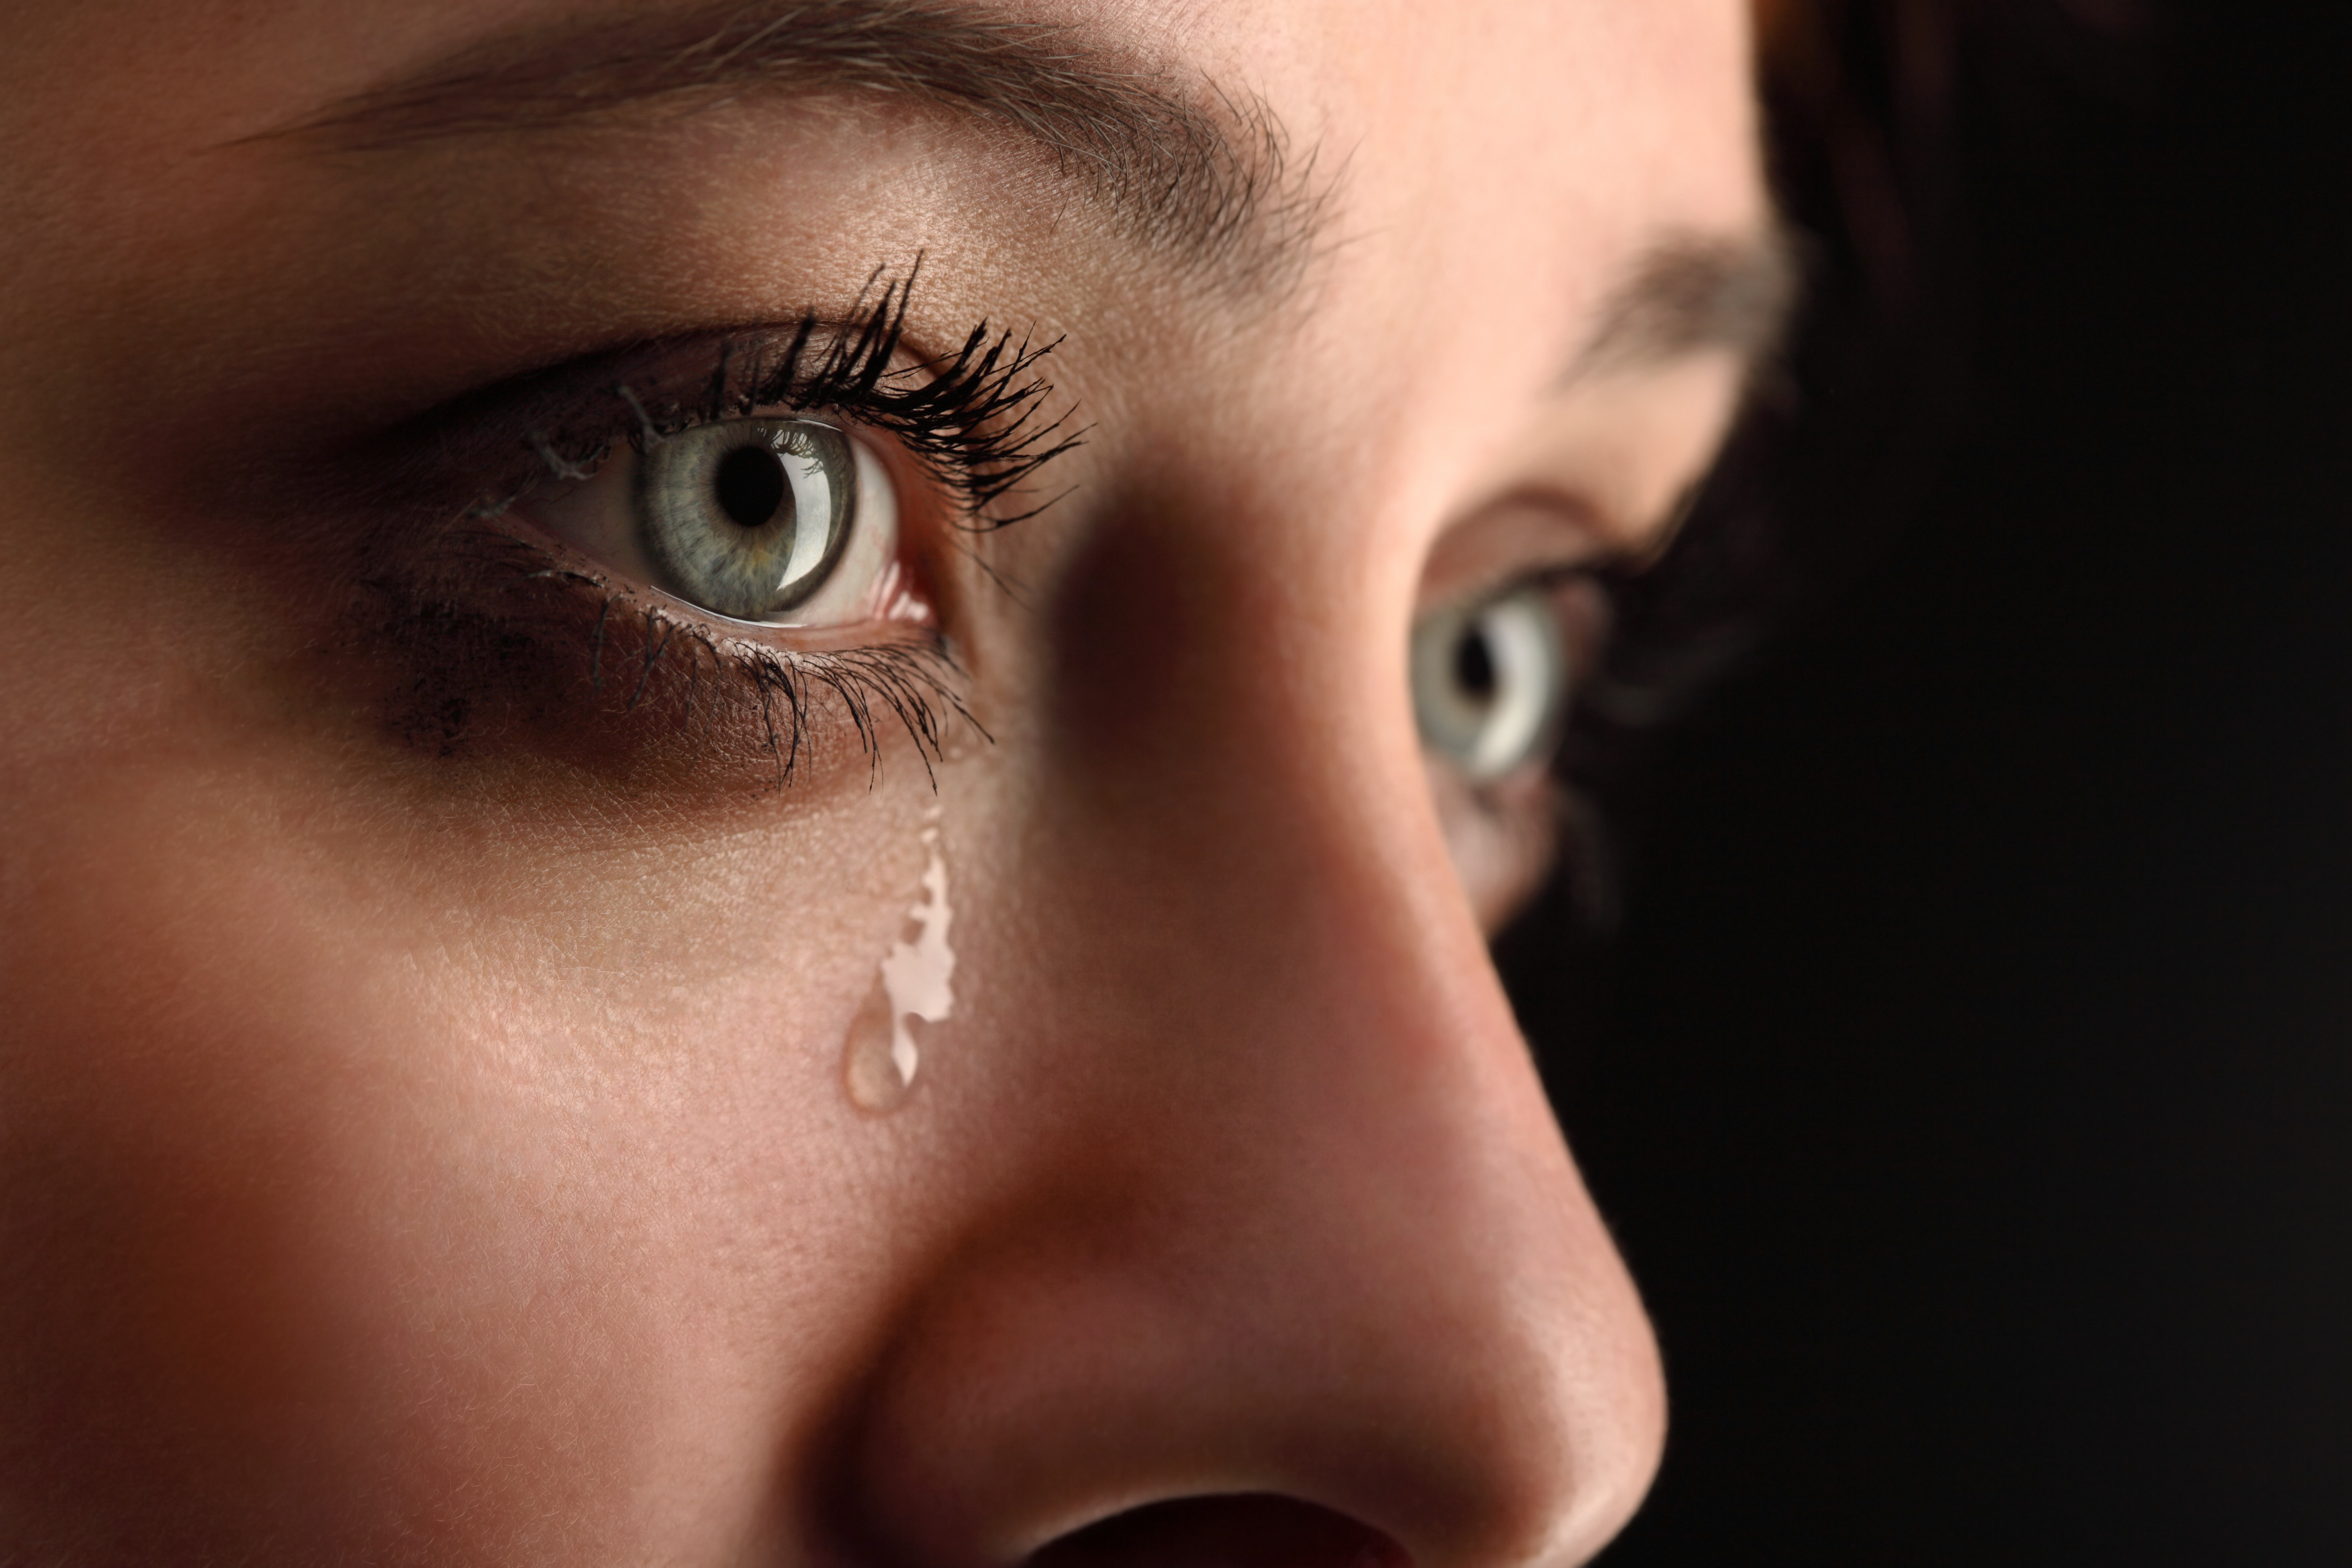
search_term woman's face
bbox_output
[0,1,1773,1562]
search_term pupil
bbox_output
[714,446,787,530]
[1454,624,1497,701]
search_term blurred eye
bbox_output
[1411,585,1570,781]
[529,416,901,627]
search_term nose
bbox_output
[839,506,1664,1568]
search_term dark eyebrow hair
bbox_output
[1573,228,1803,379]
[264,0,1329,295]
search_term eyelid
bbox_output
[1416,493,1620,616]
[375,273,1075,545]
[446,326,923,516]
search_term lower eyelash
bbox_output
[369,524,980,790]
[744,638,982,789]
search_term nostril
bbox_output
[1028,1496,1409,1568]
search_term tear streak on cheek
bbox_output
[843,801,956,1114]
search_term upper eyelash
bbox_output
[510,260,1083,527]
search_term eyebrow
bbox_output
[1572,229,1802,381]
[266,0,1327,295]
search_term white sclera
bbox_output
[771,438,897,627]
[772,448,838,595]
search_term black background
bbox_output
[1502,5,2352,1561]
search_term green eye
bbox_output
[638,418,858,622]
[1411,585,1570,781]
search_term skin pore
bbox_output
[0,2,1777,1563]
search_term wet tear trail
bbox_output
[843,806,954,1114]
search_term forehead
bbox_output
[1178,0,1765,257]
[4,0,1763,284]
[1184,0,1769,406]
[0,0,1769,513]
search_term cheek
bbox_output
[0,733,938,1553]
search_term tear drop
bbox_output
[843,975,916,1112]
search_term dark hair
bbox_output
[1550,0,2146,929]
